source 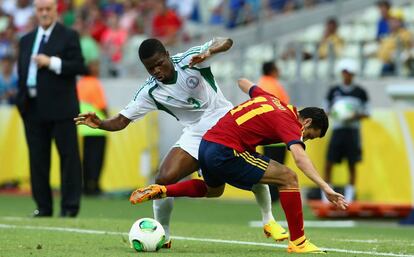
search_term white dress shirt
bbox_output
[27,23,62,97]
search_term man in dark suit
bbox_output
[17,0,87,217]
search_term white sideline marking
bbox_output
[249,220,356,228]
[0,223,413,257]
[2,216,26,221]
[337,239,414,246]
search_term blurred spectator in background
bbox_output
[257,61,290,203]
[167,0,197,21]
[227,0,260,29]
[265,0,296,15]
[318,17,343,59]
[323,60,369,203]
[227,0,244,29]
[1,0,16,14]
[101,12,127,77]
[377,8,412,76]
[17,0,86,217]
[4,0,34,35]
[303,0,316,9]
[119,0,139,33]
[77,59,107,196]
[258,61,289,104]
[73,17,100,65]
[60,0,76,27]
[151,0,182,46]
[376,0,391,41]
[0,55,17,105]
[209,0,225,25]
[0,9,12,34]
[102,0,124,16]
[84,5,107,44]
[282,17,343,61]
[0,23,18,60]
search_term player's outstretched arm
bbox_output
[189,37,233,67]
[289,144,348,210]
[208,37,233,55]
[74,112,131,131]
[237,78,255,94]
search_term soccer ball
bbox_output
[330,99,357,121]
[129,218,166,252]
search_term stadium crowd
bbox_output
[0,0,339,85]
[0,0,413,104]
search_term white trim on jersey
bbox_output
[119,41,233,129]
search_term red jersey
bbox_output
[203,86,305,153]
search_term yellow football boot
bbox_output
[287,239,327,254]
[263,220,289,242]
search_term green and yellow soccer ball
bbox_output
[129,218,165,252]
[331,99,357,121]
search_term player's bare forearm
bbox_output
[189,38,233,68]
[290,144,330,191]
[99,114,131,131]
[207,37,233,55]
[75,112,130,131]
[237,78,255,94]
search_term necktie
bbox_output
[37,35,47,54]
[27,34,47,95]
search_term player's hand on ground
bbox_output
[74,112,101,128]
[324,187,348,210]
[189,50,211,67]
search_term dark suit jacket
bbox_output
[17,22,87,120]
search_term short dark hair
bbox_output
[298,107,329,137]
[1,54,14,62]
[377,0,391,9]
[138,38,167,61]
[262,61,277,76]
[326,17,338,27]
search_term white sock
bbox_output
[344,185,355,203]
[251,184,275,225]
[153,197,174,241]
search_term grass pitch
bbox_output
[0,195,413,257]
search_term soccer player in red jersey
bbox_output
[130,78,348,253]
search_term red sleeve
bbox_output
[249,85,274,98]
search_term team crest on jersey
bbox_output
[186,76,199,89]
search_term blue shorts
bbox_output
[198,139,270,190]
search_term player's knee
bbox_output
[282,167,299,188]
[206,186,225,198]
[206,191,223,198]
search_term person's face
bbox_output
[107,14,118,29]
[141,51,174,83]
[18,0,30,8]
[379,5,389,18]
[1,59,13,74]
[88,61,100,77]
[271,67,279,78]
[341,70,354,85]
[153,0,166,14]
[35,0,58,29]
[301,118,322,142]
[325,21,337,35]
[389,18,402,32]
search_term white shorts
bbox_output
[173,107,230,160]
[173,126,203,160]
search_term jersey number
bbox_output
[230,97,275,125]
